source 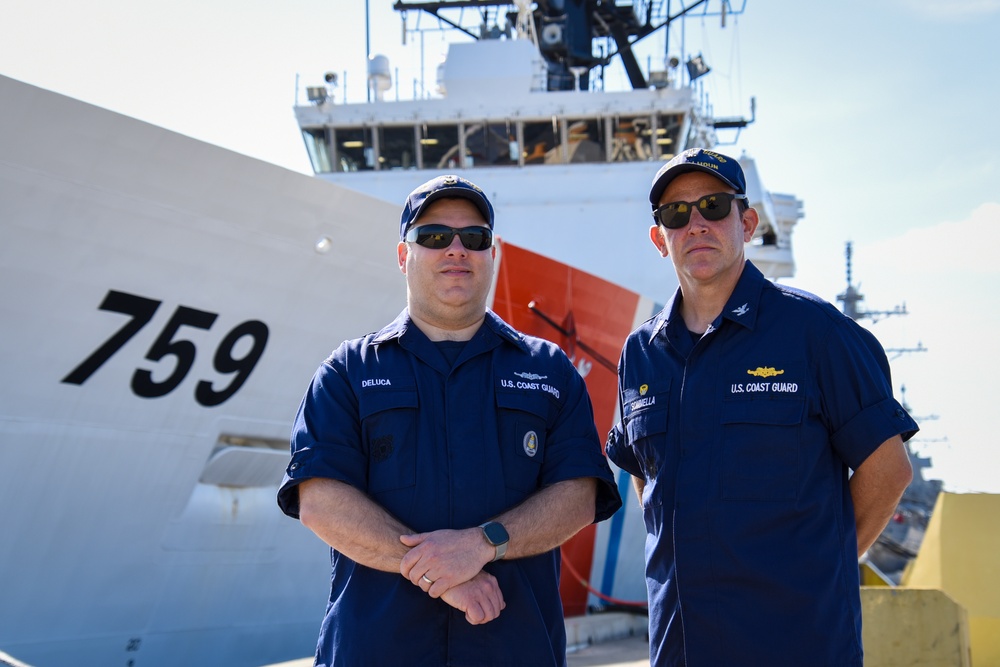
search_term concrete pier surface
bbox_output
[565,612,649,667]
[566,635,649,667]
[261,612,651,667]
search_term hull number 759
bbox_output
[62,289,269,407]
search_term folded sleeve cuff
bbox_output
[832,397,920,470]
[276,437,368,519]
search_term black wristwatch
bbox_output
[479,521,509,562]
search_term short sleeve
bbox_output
[605,419,642,479]
[818,319,919,470]
[276,351,366,519]
[537,352,622,523]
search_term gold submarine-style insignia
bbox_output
[747,367,785,378]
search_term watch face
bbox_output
[482,521,509,545]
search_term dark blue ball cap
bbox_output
[399,175,495,240]
[649,148,747,208]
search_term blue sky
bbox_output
[4,0,999,492]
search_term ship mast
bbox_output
[837,241,926,358]
[839,241,941,582]
[393,1,748,93]
[837,241,909,324]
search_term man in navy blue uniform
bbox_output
[606,149,918,666]
[278,175,621,667]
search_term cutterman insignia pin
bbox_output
[747,367,784,378]
[639,384,648,396]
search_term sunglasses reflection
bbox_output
[405,224,494,251]
[654,193,748,230]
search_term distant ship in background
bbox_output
[836,242,943,583]
[0,2,804,666]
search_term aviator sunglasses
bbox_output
[405,224,494,251]
[653,192,748,230]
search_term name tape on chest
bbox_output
[629,395,656,411]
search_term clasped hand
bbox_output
[399,528,505,624]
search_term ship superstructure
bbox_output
[295,0,802,297]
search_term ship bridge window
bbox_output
[302,128,332,174]
[378,126,417,170]
[564,118,603,163]
[522,119,560,164]
[336,127,375,172]
[420,124,460,169]
[654,113,683,161]
[611,116,654,162]
[464,123,518,167]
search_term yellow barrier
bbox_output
[902,492,1000,666]
[861,587,971,666]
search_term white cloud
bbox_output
[860,202,1000,277]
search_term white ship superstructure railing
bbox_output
[296,39,700,176]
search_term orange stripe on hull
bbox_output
[492,239,641,616]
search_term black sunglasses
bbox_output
[652,192,748,230]
[404,224,494,251]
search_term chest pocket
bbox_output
[622,389,669,510]
[622,380,669,476]
[721,398,804,501]
[359,381,418,494]
[495,390,549,499]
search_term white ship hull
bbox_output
[1,74,405,666]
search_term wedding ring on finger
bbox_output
[421,574,434,585]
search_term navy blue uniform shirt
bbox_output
[278,309,621,667]
[607,262,917,667]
